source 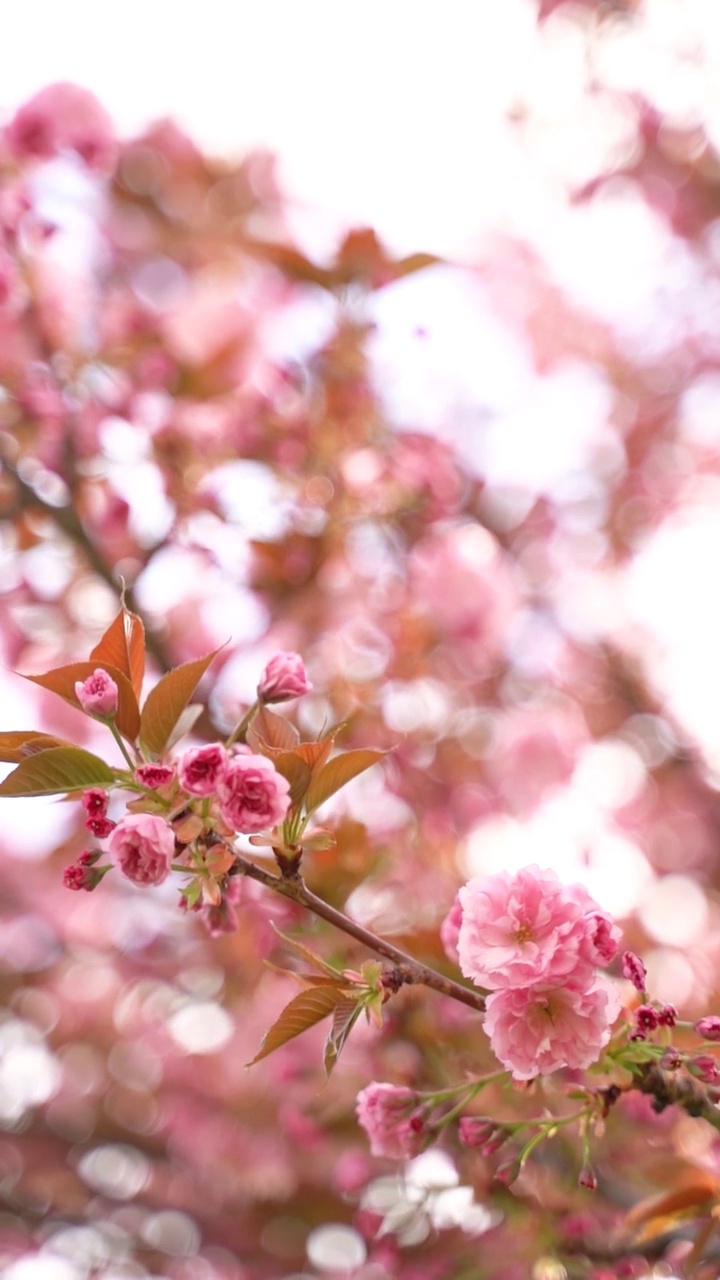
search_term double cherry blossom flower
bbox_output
[454,865,622,1080]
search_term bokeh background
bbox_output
[3,1,720,1276]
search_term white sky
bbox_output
[2,0,537,255]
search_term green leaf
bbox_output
[304,749,388,814]
[90,607,146,698]
[24,663,141,743]
[0,747,116,797]
[139,650,220,756]
[0,731,75,763]
[324,998,363,1078]
[246,985,347,1066]
[247,705,300,753]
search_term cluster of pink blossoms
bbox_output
[64,653,309,897]
[454,866,622,1080]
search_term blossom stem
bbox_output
[230,849,487,1014]
[107,721,137,771]
[226,701,259,749]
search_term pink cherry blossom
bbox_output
[108,814,175,887]
[177,743,229,797]
[6,82,117,170]
[74,668,119,717]
[217,753,291,834]
[135,764,175,790]
[355,1082,426,1160]
[483,979,621,1081]
[457,866,617,992]
[257,652,312,703]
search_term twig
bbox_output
[231,849,486,1014]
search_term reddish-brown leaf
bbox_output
[324,997,363,1078]
[246,985,347,1066]
[24,663,140,743]
[139,651,220,756]
[90,607,145,698]
[271,752,312,806]
[625,1175,720,1243]
[304,748,388,814]
[292,737,336,772]
[247,705,300,753]
[0,731,75,763]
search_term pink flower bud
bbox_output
[635,1004,659,1033]
[74,668,118,717]
[177,743,228,797]
[63,861,107,891]
[494,1156,522,1186]
[578,1162,597,1191]
[622,951,648,993]
[695,1016,720,1042]
[108,813,175,887]
[657,1004,677,1028]
[458,1116,497,1148]
[81,788,108,817]
[691,1055,720,1085]
[257,652,312,703]
[135,764,175,790]
[85,816,116,838]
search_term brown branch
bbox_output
[1,439,171,672]
[231,849,486,1014]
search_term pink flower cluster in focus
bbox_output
[457,866,621,1080]
[355,1083,427,1160]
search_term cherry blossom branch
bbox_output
[230,849,487,1014]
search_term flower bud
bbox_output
[494,1155,522,1186]
[622,951,648,993]
[695,1016,720,1042]
[257,652,312,703]
[74,668,118,717]
[458,1116,497,1148]
[690,1055,720,1085]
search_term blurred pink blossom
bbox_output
[355,1082,426,1159]
[108,813,175,886]
[439,893,462,965]
[5,82,117,170]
